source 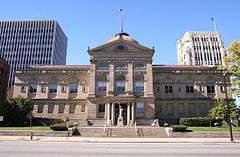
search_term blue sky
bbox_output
[0,0,240,65]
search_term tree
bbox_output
[209,100,239,125]
[224,41,240,94]
[0,96,33,124]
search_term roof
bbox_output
[153,64,219,70]
[27,64,91,70]
[88,32,154,52]
[106,32,139,44]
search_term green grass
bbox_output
[188,127,240,132]
[0,126,51,131]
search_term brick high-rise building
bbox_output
[0,20,67,88]
[177,32,225,66]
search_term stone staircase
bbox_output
[75,126,168,138]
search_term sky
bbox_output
[0,0,240,65]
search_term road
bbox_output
[0,141,239,157]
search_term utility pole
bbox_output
[223,70,234,142]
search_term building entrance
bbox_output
[114,103,127,126]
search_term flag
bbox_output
[116,8,123,13]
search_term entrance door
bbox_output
[114,103,127,125]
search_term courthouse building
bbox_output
[13,33,233,126]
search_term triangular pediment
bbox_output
[89,39,153,53]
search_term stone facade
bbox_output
[153,65,232,122]
[13,33,233,126]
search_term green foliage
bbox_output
[225,41,240,94]
[0,96,33,124]
[50,123,68,131]
[209,100,239,121]
[171,125,188,132]
[179,117,221,127]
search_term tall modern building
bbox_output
[177,32,225,66]
[0,20,67,88]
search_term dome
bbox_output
[106,32,139,44]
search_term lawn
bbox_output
[0,126,51,131]
[188,127,240,132]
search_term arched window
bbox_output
[69,83,78,93]
[98,63,109,69]
[49,83,57,93]
[98,82,107,91]
[29,84,37,93]
[134,63,145,69]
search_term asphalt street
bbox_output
[0,141,239,157]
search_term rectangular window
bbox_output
[29,84,37,93]
[48,104,54,113]
[98,82,107,91]
[58,104,65,113]
[98,104,105,113]
[135,81,144,91]
[207,84,215,93]
[116,63,126,69]
[186,85,194,93]
[136,102,144,113]
[116,81,125,91]
[69,104,76,113]
[165,85,173,93]
[49,84,57,93]
[37,104,44,113]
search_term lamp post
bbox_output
[29,110,33,140]
[223,70,234,142]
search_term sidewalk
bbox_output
[0,136,239,143]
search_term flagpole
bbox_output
[121,10,123,33]
[211,17,217,32]
[116,8,124,33]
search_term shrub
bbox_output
[171,125,188,132]
[50,123,67,131]
[179,117,221,127]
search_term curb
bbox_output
[0,136,239,143]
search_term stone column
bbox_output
[43,105,48,114]
[111,103,115,125]
[127,103,130,125]
[108,64,114,96]
[145,63,154,97]
[106,103,111,126]
[104,103,107,119]
[64,104,69,114]
[53,105,59,114]
[127,62,133,95]
[89,64,96,97]
[33,105,38,114]
[130,103,135,126]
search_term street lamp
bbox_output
[29,110,33,140]
[223,70,234,142]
